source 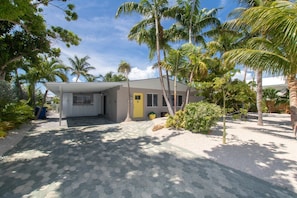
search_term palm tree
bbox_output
[68,55,95,82]
[116,0,175,116]
[20,57,68,119]
[118,60,132,122]
[35,58,68,119]
[225,0,273,125]
[97,72,127,82]
[161,48,187,113]
[223,1,297,130]
[180,43,212,107]
[172,0,220,45]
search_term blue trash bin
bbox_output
[35,107,47,119]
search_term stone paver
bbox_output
[0,116,297,198]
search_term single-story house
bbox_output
[45,78,200,124]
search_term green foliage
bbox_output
[184,102,222,133]
[165,110,185,129]
[263,88,279,101]
[0,80,16,108]
[198,79,256,117]
[0,100,34,126]
[0,121,15,132]
[0,130,8,138]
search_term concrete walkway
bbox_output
[0,114,297,197]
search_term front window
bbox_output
[147,94,158,107]
[73,93,93,105]
[163,95,183,106]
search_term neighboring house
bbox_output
[45,78,200,123]
[262,76,287,90]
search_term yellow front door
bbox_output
[133,93,144,118]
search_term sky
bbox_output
[43,0,245,82]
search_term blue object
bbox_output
[35,107,47,119]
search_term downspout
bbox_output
[59,85,63,126]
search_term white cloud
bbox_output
[129,66,157,80]
[232,70,254,82]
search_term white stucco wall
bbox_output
[62,93,103,117]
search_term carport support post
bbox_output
[59,86,63,126]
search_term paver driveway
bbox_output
[1,117,297,198]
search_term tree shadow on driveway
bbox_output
[1,121,297,198]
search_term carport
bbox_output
[45,82,123,126]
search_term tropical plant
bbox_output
[97,72,127,82]
[166,110,185,129]
[223,1,297,128]
[171,0,220,45]
[184,101,222,133]
[161,48,187,112]
[0,80,17,109]
[68,55,95,82]
[118,60,132,121]
[116,0,175,115]
[0,0,80,80]
[35,58,68,119]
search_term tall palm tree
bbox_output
[116,0,175,115]
[223,1,297,131]
[225,0,273,125]
[118,60,132,122]
[68,55,95,82]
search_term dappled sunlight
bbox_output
[62,139,82,146]
[23,181,62,197]
[204,140,297,191]
[3,149,50,162]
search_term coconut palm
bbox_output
[118,60,132,121]
[223,1,297,130]
[68,55,95,82]
[224,0,274,125]
[172,0,220,45]
[116,0,175,115]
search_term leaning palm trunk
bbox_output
[287,74,297,130]
[181,70,194,110]
[256,70,263,126]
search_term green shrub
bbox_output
[184,102,222,133]
[0,121,15,131]
[166,110,185,129]
[0,80,16,109]
[1,100,34,126]
[0,130,8,138]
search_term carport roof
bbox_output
[45,82,123,96]
[45,78,192,96]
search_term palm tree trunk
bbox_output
[125,79,132,122]
[174,75,177,113]
[164,51,171,102]
[256,69,263,126]
[153,3,174,116]
[287,74,297,130]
